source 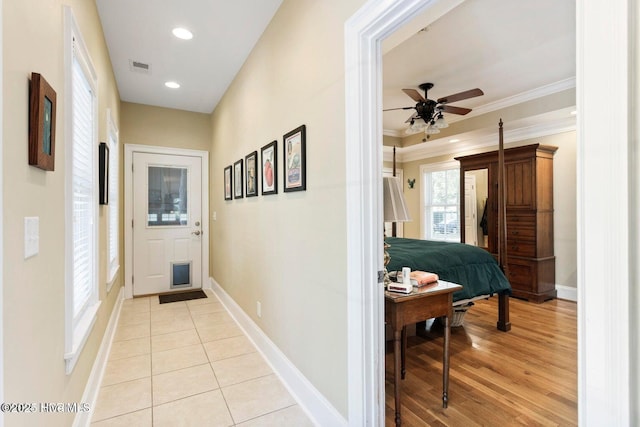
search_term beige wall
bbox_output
[2,1,121,425]
[120,102,212,152]
[209,0,366,417]
[400,131,577,290]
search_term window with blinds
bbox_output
[64,6,100,374]
[420,162,460,242]
[107,117,119,284]
[71,55,96,319]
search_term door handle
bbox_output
[192,230,201,236]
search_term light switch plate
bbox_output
[24,217,39,259]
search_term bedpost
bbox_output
[391,146,397,237]
[497,119,511,332]
[497,292,511,331]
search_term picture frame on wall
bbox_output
[233,159,244,199]
[283,125,306,192]
[28,72,57,171]
[260,140,277,195]
[245,151,258,197]
[224,165,233,200]
[98,142,109,205]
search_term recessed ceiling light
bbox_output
[172,27,193,40]
[449,139,460,143]
[570,110,577,115]
[165,81,180,89]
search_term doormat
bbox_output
[159,290,207,304]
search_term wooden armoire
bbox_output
[455,144,558,302]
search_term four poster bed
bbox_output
[388,120,511,331]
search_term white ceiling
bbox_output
[95,0,283,114]
[95,0,575,142]
[383,0,576,137]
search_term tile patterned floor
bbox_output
[91,289,314,426]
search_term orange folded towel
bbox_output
[410,271,439,286]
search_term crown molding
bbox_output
[384,115,576,163]
[454,77,576,122]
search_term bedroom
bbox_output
[378,1,576,423]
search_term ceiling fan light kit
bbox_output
[385,82,483,137]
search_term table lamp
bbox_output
[383,176,411,287]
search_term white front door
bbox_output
[132,152,203,296]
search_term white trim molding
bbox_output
[344,0,454,424]
[124,144,209,300]
[0,0,5,421]
[209,278,345,426]
[577,0,634,424]
[555,285,577,302]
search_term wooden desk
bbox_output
[385,280,463,427]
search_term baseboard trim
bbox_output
[74,287,124,427]
[556,285,577,302]
[209,277,346,427]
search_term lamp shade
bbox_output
[383,176,411,222]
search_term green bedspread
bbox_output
[385,237,511,302]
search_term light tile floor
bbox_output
[91,289,314,426]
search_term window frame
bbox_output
[63,6,101,375]
[106,109,119,290]
[419,160,461,242]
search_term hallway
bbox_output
[91,289,313,426]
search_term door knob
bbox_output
[192,230,201,236]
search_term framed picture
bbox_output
[224,165,233,200]
[233,159,244,199]
[283,125,306,192]
[99,142,109,205]
[28,72,57,171]
[245,151,258,197]
[261,140,278,195]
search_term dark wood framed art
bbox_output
[28,73,57,171]
[99,142,109,205]
[233,159,244,199]
[261,140,278,195]
[224,165,233,201]
[283,125,306,192]
[245,151,258,197]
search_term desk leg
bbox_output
[401,326,407,380]
[393,328,402,426]
[442,315,450,408]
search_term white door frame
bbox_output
[124,144,209,299]
[345,0,637,425]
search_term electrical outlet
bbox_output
[212,211,217,221]
[256,301,262,318]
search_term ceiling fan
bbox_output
[384,82,484,136]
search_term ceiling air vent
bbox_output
[129,60,152,74]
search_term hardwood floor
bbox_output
[385,297,577,426]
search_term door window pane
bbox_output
[148,166,188,226]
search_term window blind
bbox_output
[108,132,118,273]
[71,56,95,319]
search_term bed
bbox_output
[385,236,512,331]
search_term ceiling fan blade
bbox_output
[437,88,484,104]
[383,106,415,111]
[402,89,426,103]
[440,105,472,115]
